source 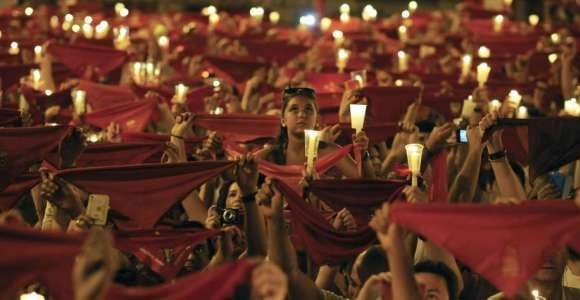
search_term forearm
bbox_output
[267,217,293,274]
[387,226,422,300]
[244,200,267,257]
[448,148,483,203]
[181,190,207,223]
[489,158,526,200]
[362,158,376,179]
[380,153,404,176]
[241,86,254,112]
[169,137,187,162]
[315,265,338,290]
[561,62,574,99]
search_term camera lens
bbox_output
[223,210,235,223]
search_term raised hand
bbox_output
[171,112,195,138]
[320,124,341,144]
[250,261,288,300]
[205,206,221,229]
[369,203,398,251]
[402,185,428,203]
[39,170,86,218]
[425,123,454,152]
[256,178,283,220]
[235,153,259,196]
[332,208,357,232]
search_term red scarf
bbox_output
[0,125,70,190]
[204,55,267,86]
[304,72,349,93]
[0,225,84,300]
[275,179,377,265]
[55,161,234,229]
[0,64,36,91]
[259,145,353,195]
[46,42,128,78]
[360,86,419,123]
[185,85,214,114]
[0,108,21,127]
[240,39,308,65]
[107,259,256,300]
[114,228,221,280]
[194,113,280,143]
[335,122,400,146]
[120,132,204,155]
[389,201,580,297]
[84,99,158,133]
[309,179,406,226]
[77,80,137,111]
[46,143,166,168]
[0,174,40,211]
[429,151,449,203]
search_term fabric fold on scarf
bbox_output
[360,86,419,123]
[204,55,267,86]
[275,179,377,265]
[0,125,70,190]
[0,173,40,211]
[107,259,256,300]
[309,179,406,226]
[120,132,204,155]
[486,118,580,180]
[185,85,214,113]
[0,225,84,300]
[46,42,128,77]
[193,113,280,143]
[259,145,354,195]
[84,99,157,133]
[55,161,235,229]
[114,228,221,280]
[389,201,580,297]
[77,80,137,110]
[47,143,166,168]
[0,108,21,127]
[240,40,308,65]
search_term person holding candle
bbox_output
[255,87,374,179]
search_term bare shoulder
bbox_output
[254,146,274,161]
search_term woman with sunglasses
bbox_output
[255,87,375,179]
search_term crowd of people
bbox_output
[0,0,579,299]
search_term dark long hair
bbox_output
[272,88,317,164]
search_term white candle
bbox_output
[114,26,130,50]
[516,106,528,119]
[95,21,110,39]
[115,3,126,15]
[493,15,504,33]
[461,95,476,118]
[476,62,491,87]
[72,89,87,115]
[398,25,408,43]
[118,7,129,18]
[24,7,34,16]
[489,99,501,113]
[34,45,43,63]
[132,62,142,85]
[461,54,472,78]
[332,30,344,46]
[395,79,404,86]
[478,46,491,58]
[209,13,220,28]
[564,98,580,116]
[350,104,367,134]
[336,48,350,73]
[362,5,378,22]
[304,130,321,176]
[202,5,217,16]
[50,16,59,30]
[405,143,424,187]
[528,14,539,27]
[351,70,366,88]
[71,24,81,33]
[339,3,350,14]
[550,33,560,44]
[30,68,42,90]
[409,1,418,13]
[157,35,169,50]
[20,291,45,300]
[8,41,19,55]
[320,17,332,32]
[340,13,350,23]
[82,23,94,39]
[250,6,265,23]
[401,10,412,26]
[398,50,409,73]
[174,83,189,103]
[269,11,280,24]
[548,53,558,64]
[508,89,522,107]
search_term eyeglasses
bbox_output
[283,87,316,100]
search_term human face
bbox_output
[415,272,450,300]
[346,251,365,298]
[226,182,241,209]
[282,96,317,138]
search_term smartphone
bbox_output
[456,129,468,144]
[87,194,110,226]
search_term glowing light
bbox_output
[299,14,316,27]
[339,3,350,14]
[269,11,280,24]
[320,17,332,31]
[24,7,34,16]
[409,1,418,12]
[72,24,81,33]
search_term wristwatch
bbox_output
[488,149,507,161]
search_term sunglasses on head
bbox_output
[283,87,316,99]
